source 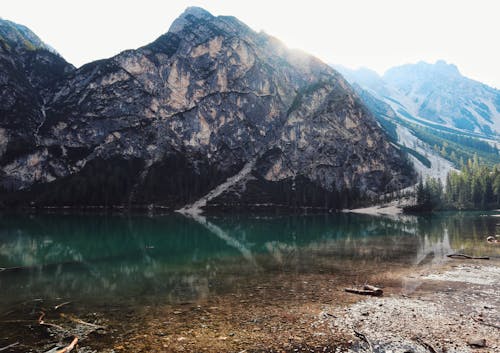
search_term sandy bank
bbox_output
[347,204,403,216]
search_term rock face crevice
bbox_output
[0,7,415,210]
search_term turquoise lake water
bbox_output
[1,211,499,310]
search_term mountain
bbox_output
[0,18,74,182]
[384,61,500,135]
[0,8,415,211]
[338,61,500,137]
[335,62,500,180]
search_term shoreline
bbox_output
[330,260,500,352]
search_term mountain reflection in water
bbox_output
[0,212,497,307]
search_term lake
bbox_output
[0,211,499,351]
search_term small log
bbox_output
[447,254,489,260]
[345,284,383,297]
[363,285,383,296]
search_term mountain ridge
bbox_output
[0,8,415,211]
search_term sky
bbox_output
[2,0,499,88]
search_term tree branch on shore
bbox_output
[447,254,489,260]
[345,285,383,296]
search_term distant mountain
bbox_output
[0,9,415,211]
[384,60,500,135]
[335,62,500,180]
[337,61,500,136]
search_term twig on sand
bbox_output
[413,336,437,353]
[345,285,383,297]
[447,254,489,260]
[354,330,374,352]
[0,342,19,351]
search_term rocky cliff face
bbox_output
[0,8,415,210]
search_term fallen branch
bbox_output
[345,285,383,297]
[354,330,373,352]
[38,311,65,331]
[60,313,105,329]
[413,336,437,353]
[0,342,19,352]
[56,337,78,353]
[447,254,489,260]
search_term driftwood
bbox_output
[345,285,383,297]
[354,330,373,352]
[0,342,19,352]
[447,253,490,260]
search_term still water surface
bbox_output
[0,211,499,310]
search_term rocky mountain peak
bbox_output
[434,59,460,76]
[384,60,462,86]
[0,10,415,210]
[168,6,215,33]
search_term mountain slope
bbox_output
[0,18,74,188]
[0,8,415,210]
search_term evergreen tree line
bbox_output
[409,156,500,211]
[408,124,500,167]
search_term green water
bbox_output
[0,212,499,309]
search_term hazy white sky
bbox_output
[2,0,499,88]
